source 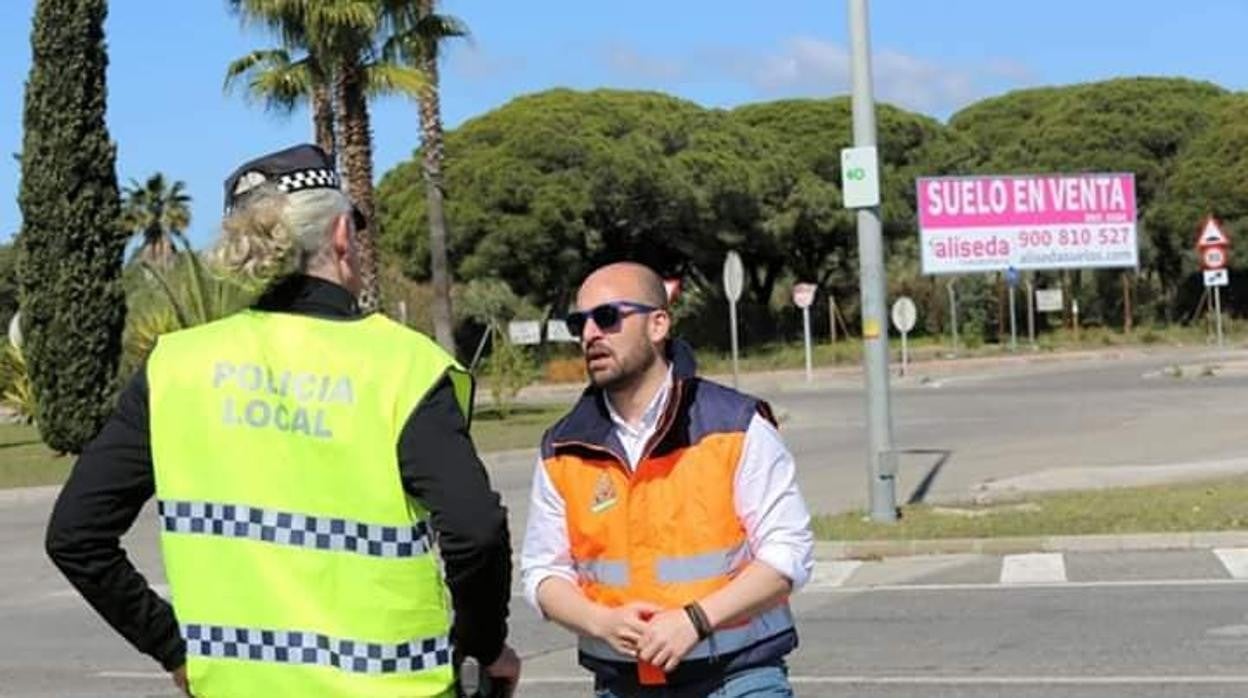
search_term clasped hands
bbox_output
[592,601,704,673]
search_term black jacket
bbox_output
[45,275,512,670]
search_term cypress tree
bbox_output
[17,0,126,453]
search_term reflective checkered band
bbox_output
[157,500,432,558]
[276,167,340,193]
[182,623,452,674]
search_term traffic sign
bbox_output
[663,278,682,304]
[1202,246,1228,271]
[1035,289,1063,313]
[722,251,744,388]
[722,252,744,302]
[1005,266,1020,288]
[891,296,917,377]
[792,282,817,309]
[1205,268,1230,287]
[840,146,880,208]
[891,296,917,333]
[546,319,575,343]
[1197,217,1230,249]
[507,321,542,345]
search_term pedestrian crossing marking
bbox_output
[808,560,863,588]
[1214,548,1248,579]
[1000,553,1066,584]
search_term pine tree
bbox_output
[17,0,127,453]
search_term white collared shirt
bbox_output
[603,369,672,470]
[520,373,815,611]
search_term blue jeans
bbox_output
[593,664,793,698]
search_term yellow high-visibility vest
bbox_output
[148,309,471,697]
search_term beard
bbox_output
[586,340,658,392]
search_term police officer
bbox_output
[46,144,519,697]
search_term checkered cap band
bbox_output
[182,623,452,675]
[275,167,340,194]
[158,500,432,559]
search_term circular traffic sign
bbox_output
[722,252,744,302]
[891,297,917,333]
[1202,245,1228,270]
[792,282,817,309]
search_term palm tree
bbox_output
[227,0,336,166]
[225,48,336,155]
[121,174,191,270]
[226,0,425,314]
[382,0,468,353]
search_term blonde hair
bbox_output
[209,184,352,285]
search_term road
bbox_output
[3,347,1248,697]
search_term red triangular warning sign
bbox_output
[1197,217,1230,248]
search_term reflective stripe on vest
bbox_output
[148,311,467,697]
[182,623,452,675]
[655,541,751,584]
[574,558,629,587]
[158,500,433,558]
[579,605,795,662]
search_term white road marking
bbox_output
[1000,552,1066,584]
[804,577,1248,593]
[96,671,168,679]
[807,560,862,588]
[1214,548,1248,579]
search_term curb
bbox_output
[815,531,1248,560]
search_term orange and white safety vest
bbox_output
[539,349,796,684]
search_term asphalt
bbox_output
[5,345,1248,697]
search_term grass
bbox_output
[470,403,571,454]
[0,423,69,489]
[813,476,1248,541]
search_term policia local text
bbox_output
[213,361,354,439]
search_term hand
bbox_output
[484,645,521,697]
[637,609,700,672]
[591,601,661,656]
[171,665,190,696]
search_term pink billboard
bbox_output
[916,173,1138,274]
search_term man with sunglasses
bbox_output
[520,262,814,696]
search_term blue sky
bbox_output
[0,1,1245,246]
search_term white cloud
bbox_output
[753,36,850,92]
[601,43,686,81]
[447,45,526,82]
[593,37,1037,116]
[750,37,984,114]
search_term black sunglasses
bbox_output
[565,301,660,338]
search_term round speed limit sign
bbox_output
[1202,246,1227,270]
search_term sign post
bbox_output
[723,251,745,388]
[946,280,958,355]
[1197,216,1231,348]
[1005,267,1019,352]
[1025,275,1036,349]
[828,293,838,344]
[793,283,818,382]
[891,296,916,377]
[847,0,897,523]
